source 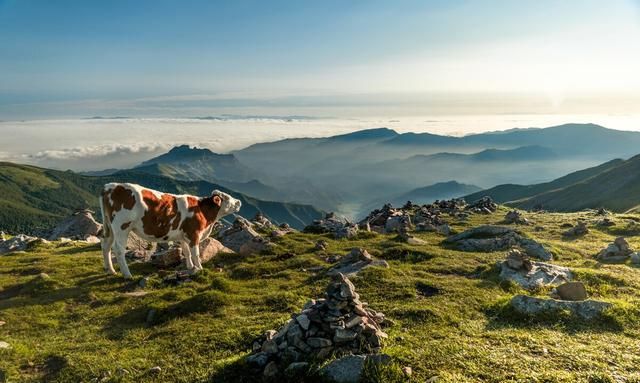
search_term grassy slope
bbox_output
[2,208,640,382]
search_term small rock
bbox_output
[0,321,5,327]
[146,309,156,324]
[296,314,310,330]
[284,362,309,377]
[631,252,640,264]
[555,281,588,301]
[0,341,10,349]
[148,366,162,374]
[306,337,332,348]
[401,366,412,377]
[263,361,279,378]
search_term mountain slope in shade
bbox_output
[463,156,640,212]
[138,145,258,183]
[0,162,323,233]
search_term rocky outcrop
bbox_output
[246,273,388,378]
[218,217,267,253]
[327,248,389,277]
[510,295,611,320]
[48,209,102,241]
[466,196,497,214]
[499,249,572,289]
[597,237,633,262]
[0,234,45,255]
[445,225,552,260]
[126,232,157,262]
[305,213,358,239]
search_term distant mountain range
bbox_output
[464,155,640,212]
[0,162,323,233]
[73,123,640,218]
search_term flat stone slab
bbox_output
[444,225,552,260]
[510,295,612,320]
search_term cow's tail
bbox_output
[99,193,112,239]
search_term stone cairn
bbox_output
[247,273,387,376]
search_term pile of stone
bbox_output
[504,210,529,225]
[465,196,497,214]
[327,248,389,276]
[499,249,572,290]
[305,213,359,239]
[360,201,454,235]
[429,198,467,214]
[445,225,552,261]
[597,237,633,262]
[246,273,388,378]
[218,217,274,254]
[563,221,589,237]
[0,234,46,255]
[358,204,398,233]
[48,209,102,241]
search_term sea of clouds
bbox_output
[1,114,639,171]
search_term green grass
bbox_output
[2,207,640,382]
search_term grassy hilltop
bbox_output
[2,207,640,382]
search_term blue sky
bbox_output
[1,0,639,118]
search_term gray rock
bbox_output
[218,217,263,253]
[0,341,10,349]
[48,209,102,240]
[335,224,359,239]
[148,366,162,374]
[597,237,633,261]
[320,354,392,383]
[306,337,332,348]
[510,295,612,320]
[246,352,270,368]
[263,361,279,378]
[327,248,389,277]
[0,234,42,255]
[631,252,640,264]
[555,281,587,301]
[445,226,552,260]
[320,355,366,383]
[563,222,589,237]
[296,314,310,330]
[500,259,572,290]
[284,362,309,377]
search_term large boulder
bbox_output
[48,209,102,240]
[499,249,572,290]
[510,295,611,320]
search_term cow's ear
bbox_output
[212,195,222,207]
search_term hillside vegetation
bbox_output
[2,207,640,382]
[467,155,640,212]
[0,162,323,233]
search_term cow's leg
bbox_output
[181,242,194,270]
[112,233,133,279]
[101,234,116,275]
[191,244,203,271]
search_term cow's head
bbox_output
[211,190,242,218]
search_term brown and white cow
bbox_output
[99,183,241,278]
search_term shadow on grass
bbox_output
[103,290,230,340]
[483,298,625,334]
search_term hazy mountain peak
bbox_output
[330,127,399,140]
